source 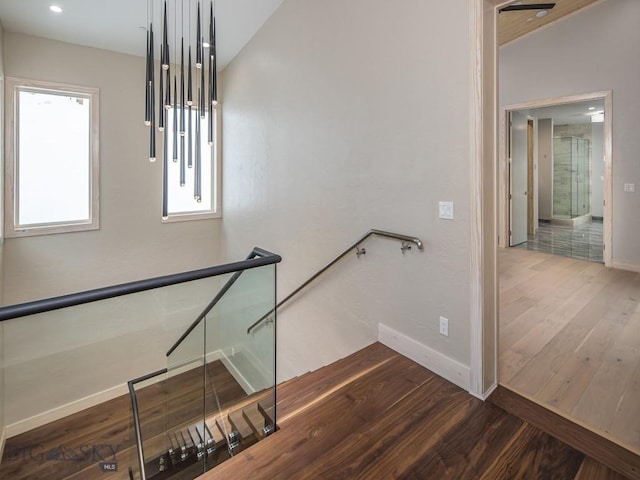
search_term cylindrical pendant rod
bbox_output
[196,2,202,68]
[187,47,193,105]
[180,38,186,135]
[149,24,156,161]
[159,44,165,131]
[162,109,169,219]
[162,1,169,69]
[145,29,151,126]
[199,49,205,117]
[165,65,171,110]
[195,87,202,201]
[188,105,193,168]
[173,76,178,162]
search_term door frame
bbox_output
[499,92,613,266]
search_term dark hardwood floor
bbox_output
[205,343,636,480]
[1,343,636,479]
[0,359,247,480]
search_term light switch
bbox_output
[624,183,635,193]
[439,201,454,220]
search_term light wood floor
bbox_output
[499,247,640,454]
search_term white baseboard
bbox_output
[6,383,129,438]
[378,323,470,391]
[611,259,640,273]
[212,350,256,395]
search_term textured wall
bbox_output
[1,33,223,430]
[221,0,473,383]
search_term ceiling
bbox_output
[498,0,602,45]
[0,0,283,70]
[0,1,604,67]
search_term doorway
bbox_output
[502,93,612,266]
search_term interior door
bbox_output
[510,111,528,246]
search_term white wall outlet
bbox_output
[439,201,454,220]
[439,316,449,337]
[624,183,635,193]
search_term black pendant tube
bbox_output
[196,3,202,68]
[149,24,156,161]
[180,39,186,135]
[180,39,186,186]
[165,65,171,110]
[162,1,169,68]
[195,88,202,200]
[187,47,193,105]
[145,29,151,125]
[207,6,214,144]
[173,76,178,162]
[199,49,205,117]
[159,44,165,131]
[212,17,217,103]
[188,105,193,168]
[162,109,169,218]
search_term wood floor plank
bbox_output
[206,352,437,479]
[397,400,526,479]
[609,358,640,450]
[490,385,640,479]
[575,457,631,480]
[478,423,584,480]
[276,341,400,423]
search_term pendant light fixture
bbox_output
[144,0,218,218]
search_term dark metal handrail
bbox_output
[0,247,282,322]
[246,229,423,334]
[165,247,280,356]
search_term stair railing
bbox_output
[247,229,424,334]
[128,247,281,480]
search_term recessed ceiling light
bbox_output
[203,42,210,48]
[588,107,596,110]
[49,5,63,13]
[536,10,548,18]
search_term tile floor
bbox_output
[513,219,603,263]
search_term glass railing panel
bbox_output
[158,262,277,477]
[203,263,276,470]
[0,274,227,480]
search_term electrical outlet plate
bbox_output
[624,183,635,193]
[439,316,449,337]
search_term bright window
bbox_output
[163,106,220,221]
[6,78,99,237]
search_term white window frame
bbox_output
[4,77,100,238]
[162,104,222,223]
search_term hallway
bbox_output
[499,247,640,454]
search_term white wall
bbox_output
[2,32,222,304]
[500,0,640,265]
[538,118,553,220]
[1,33,224,432]
[221,0,473,383]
